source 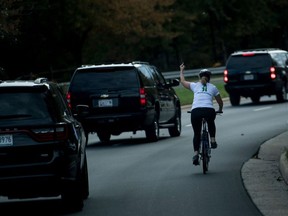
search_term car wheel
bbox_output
[251,95,260,104]
[82,155,89,200]
[61,153,89,212]
[61,169,84,212]
[145,113,159,142]
[276,85,287,102]
[97,131,111,143]
[229,93,240,106]
[168,107,181,137]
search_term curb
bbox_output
[280,151,288,184]
[241,131,288,216]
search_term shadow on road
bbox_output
[87,136,171,149]
[227,98,287,108]
[0,198,82,215]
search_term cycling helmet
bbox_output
[199,69,211,82]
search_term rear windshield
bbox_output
[226,54,272,69]
[70,67,139,91]
[0,91,52,121]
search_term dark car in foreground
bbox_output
[67,61,181,143]
[0,78,88,211]
[224,48,288,105]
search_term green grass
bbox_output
[174,76,229,106]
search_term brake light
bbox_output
[139,88,147,106]
[66,92,71,108]
[242,53,255,56]
[31,124,68,142]
[224,69,229,82]
[270,67,276,79]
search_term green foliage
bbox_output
[1,0,288,79]
[0,0,21,39]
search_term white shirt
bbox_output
[189,82,219,110]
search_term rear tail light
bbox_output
[242,53,255,56]
[31,124,68,142]
[224,69,229,82]
[270,67,276,79]
[66,92,71,108]
[139,88,147,106]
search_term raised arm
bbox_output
[179,63,191,89]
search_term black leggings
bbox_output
[190,108,216,152]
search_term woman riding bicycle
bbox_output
[179,63,223,165]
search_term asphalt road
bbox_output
[0,96,287,215]
[78,96,288,216]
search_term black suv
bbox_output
[67,61,181,143]
[0,78,88,211]
[224,48,288,105]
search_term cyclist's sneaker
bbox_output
[192,155,200,166]
[211,142,217,149]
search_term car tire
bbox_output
[276,84,287,102]
[61,169,84,212]
[168,107,181,137]
[145,113,159,142]
[229,93,240,106]
[97,131,111,143]
[251,95,260,104]
[61,153,89,212]
[82,155,89,200]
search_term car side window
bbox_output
[138,66,154,86]
[149,66,166,86]
[51,85,72,118]
[271,53,286,67]
[282,53,288,66]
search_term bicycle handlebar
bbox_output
[187,110,223,114]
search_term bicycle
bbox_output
[188,110,222,174]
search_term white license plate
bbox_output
[98,99,113,107]
[0,134,13,146]
[244,74,254,80]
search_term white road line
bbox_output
[253,106,272,111]
[185,124,192,127]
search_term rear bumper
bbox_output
[224,82,279,97]
[0,151,80,199]
[78,111,154,133]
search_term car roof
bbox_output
[0,78,51,89]
[76,61,150,70]
[231,48,287,56]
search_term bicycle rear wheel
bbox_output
[201,131,209,174]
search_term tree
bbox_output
[0,0,22,39]
[172,0,276,66]
[1,0,288,80]
[1,0,179,78]
[81,0,178,66]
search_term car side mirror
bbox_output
[172,79,180,86]
[166,79,179,87]
[76,105,89,117]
